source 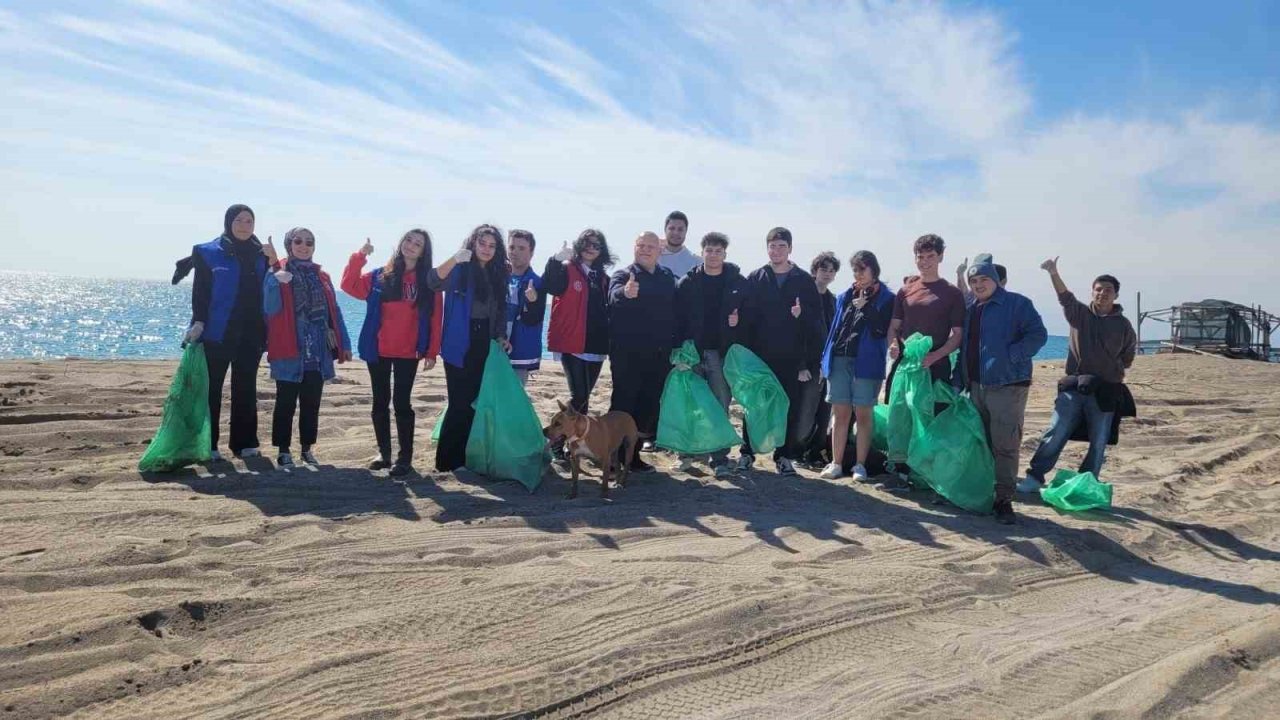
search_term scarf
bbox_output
[288,259,329,325]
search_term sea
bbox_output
[0,271,1072,361]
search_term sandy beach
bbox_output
[1,354,1279,719]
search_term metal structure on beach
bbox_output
[1137,295,1279,361]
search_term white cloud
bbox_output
[0,1,1276,338]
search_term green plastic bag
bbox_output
[1041,469,1113,512]
[431,405,446,442]
[884,334,936,463]
[465,341,547,491]
[907,382,995,513]
[657,341,741,454]
[870,404,890,452]
[723,344,789,455]
[139,343,211,472]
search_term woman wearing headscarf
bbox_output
[263,227,352,467]
[184,204,272,461]
[342,229,443,476]
[427,224,511,472]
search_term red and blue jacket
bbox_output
[341,253,442,364]
[263,263,352,382]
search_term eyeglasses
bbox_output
[291,239,314,246]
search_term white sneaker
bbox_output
[238,448,261,459]
[1016,475,1044,494]
[208,449,223,462]
[775,457,797,475]
[673,457,696,473]
[819,463,845,480]
[735,454,755,471]
[851,464,869,483]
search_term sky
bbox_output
[0,0,1277,336]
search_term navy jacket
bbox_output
[608,263,678,353]
[737,264,825,371]
[821,282,895,380]
[953,287,1048,387]
[675,262,746,356]
[190,235,267,345]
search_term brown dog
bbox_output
[544,401,639,498]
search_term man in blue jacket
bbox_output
[955,254,1048,524]
[505,229,546,387]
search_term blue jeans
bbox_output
[1026,390,1114,481]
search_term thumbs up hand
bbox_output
[624,271,639,299]
[453,247,472,264]
[360,238,374,256]
[524,282,538,302]
[728,308,739,328]
[263,236,279,265]
[275,269,293,284]
[791,297,802,318]
[554,241,573,262]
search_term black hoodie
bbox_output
[738,263,825,371]
[676,262,746,355]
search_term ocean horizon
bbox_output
[0,270,1076,362]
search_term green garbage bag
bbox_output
[431,405,446,442]
[139,343,211,472]
[907,382,995,513]
[657,341,741,454]
[1041,469,1113,512]
[884,333,936,463]
[870,404,890,452]
[723,344,788,455]
[465,341,547,491]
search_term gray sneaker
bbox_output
[300,450,318,465]
[277,453,294,468]
[713,463,733,478]
[775,457,797,476]
[1016,475,1045,494]
[735,454,755,472]
[238,448,261,459]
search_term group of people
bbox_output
[183,204,1137,525]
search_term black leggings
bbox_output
[205,340,262,453]
[437,321,491,472]
[272,371,324,452]
[560,353,603,414]
[368,358,419,462]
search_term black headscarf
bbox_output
[223,204,254,240]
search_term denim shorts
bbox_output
[826,356,882,407]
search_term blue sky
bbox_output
[0,1,1277,335]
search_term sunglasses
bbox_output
[581,240,602,249]
[291,238,314,246]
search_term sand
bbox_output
[1,354,1279,719]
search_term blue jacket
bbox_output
[821,282,895,381]
[192,236,267,344]
[263,267,352,383]
[954,287,1048,388]
[435,263,507,369]
[506,267,546,370]
[356,268,434,364]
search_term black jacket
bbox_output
[738,264,826,370]
[676,262,746,355]
[608,263,678,353]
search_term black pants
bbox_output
[368,357,419,463]
[205,340,263,453]
[800,378,832,462]
[272,371,324,452]
[561,353,603,414]
[741,355,805,461]
[437,321,491,472]
[609,348,670,438]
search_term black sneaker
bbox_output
[368,454,393,470]
[389,461,413,478]
[629,457,654,473]
[994,499,1016,525]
